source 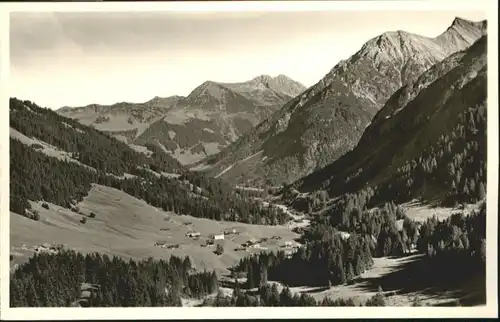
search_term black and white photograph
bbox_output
[0,0,498,319]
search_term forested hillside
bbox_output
[231,201,486,306]
[295,35,487,210]
[10,250,217,307]
[11,98,184,175]
[10,98,289,225]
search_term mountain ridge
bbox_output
[201,17,487,187]
[293,35,487,212]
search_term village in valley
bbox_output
[154,208,305,258]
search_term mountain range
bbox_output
[200,17,487,187]
[57,75,306,165]
[9,16,490,309]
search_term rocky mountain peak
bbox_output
[247,74,306,97]
[252,75,273,84]
[436,17,487,49]
[451,17,482,29]
[186,80,226,101]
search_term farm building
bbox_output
[213,234,225,240]
[338,231,351,240]
[395,219,404,232]
[224,228,237,235]
[34,244,59,255]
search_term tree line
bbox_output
[232,232,374,288]
[418,202,486,274]
[11,138,289,225]
[205,283,386,307]
[10,250,217,307]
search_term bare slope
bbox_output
[201,17,487,187]
[10,185,299,275]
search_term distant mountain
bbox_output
[57,75,306,165]
[57,96,182,136]
[296,34,487,210]
[201,17,487,187]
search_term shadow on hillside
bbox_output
[219,276,248,289]
[302,286,330,294]
[220,278,238,289]
[354,254,486,306]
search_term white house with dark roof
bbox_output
[213,233,225,240]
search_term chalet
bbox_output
[34,244,59,255]
[213,234,225,240]
[338,231,351,240]
[395,219,405,232]
[224,228,237,235]
[78,283,100,307]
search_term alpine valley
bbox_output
[9,16,490,309]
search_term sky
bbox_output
[9,9,488,109]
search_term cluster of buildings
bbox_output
[186,227,238,241]
[33,243,63,255]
